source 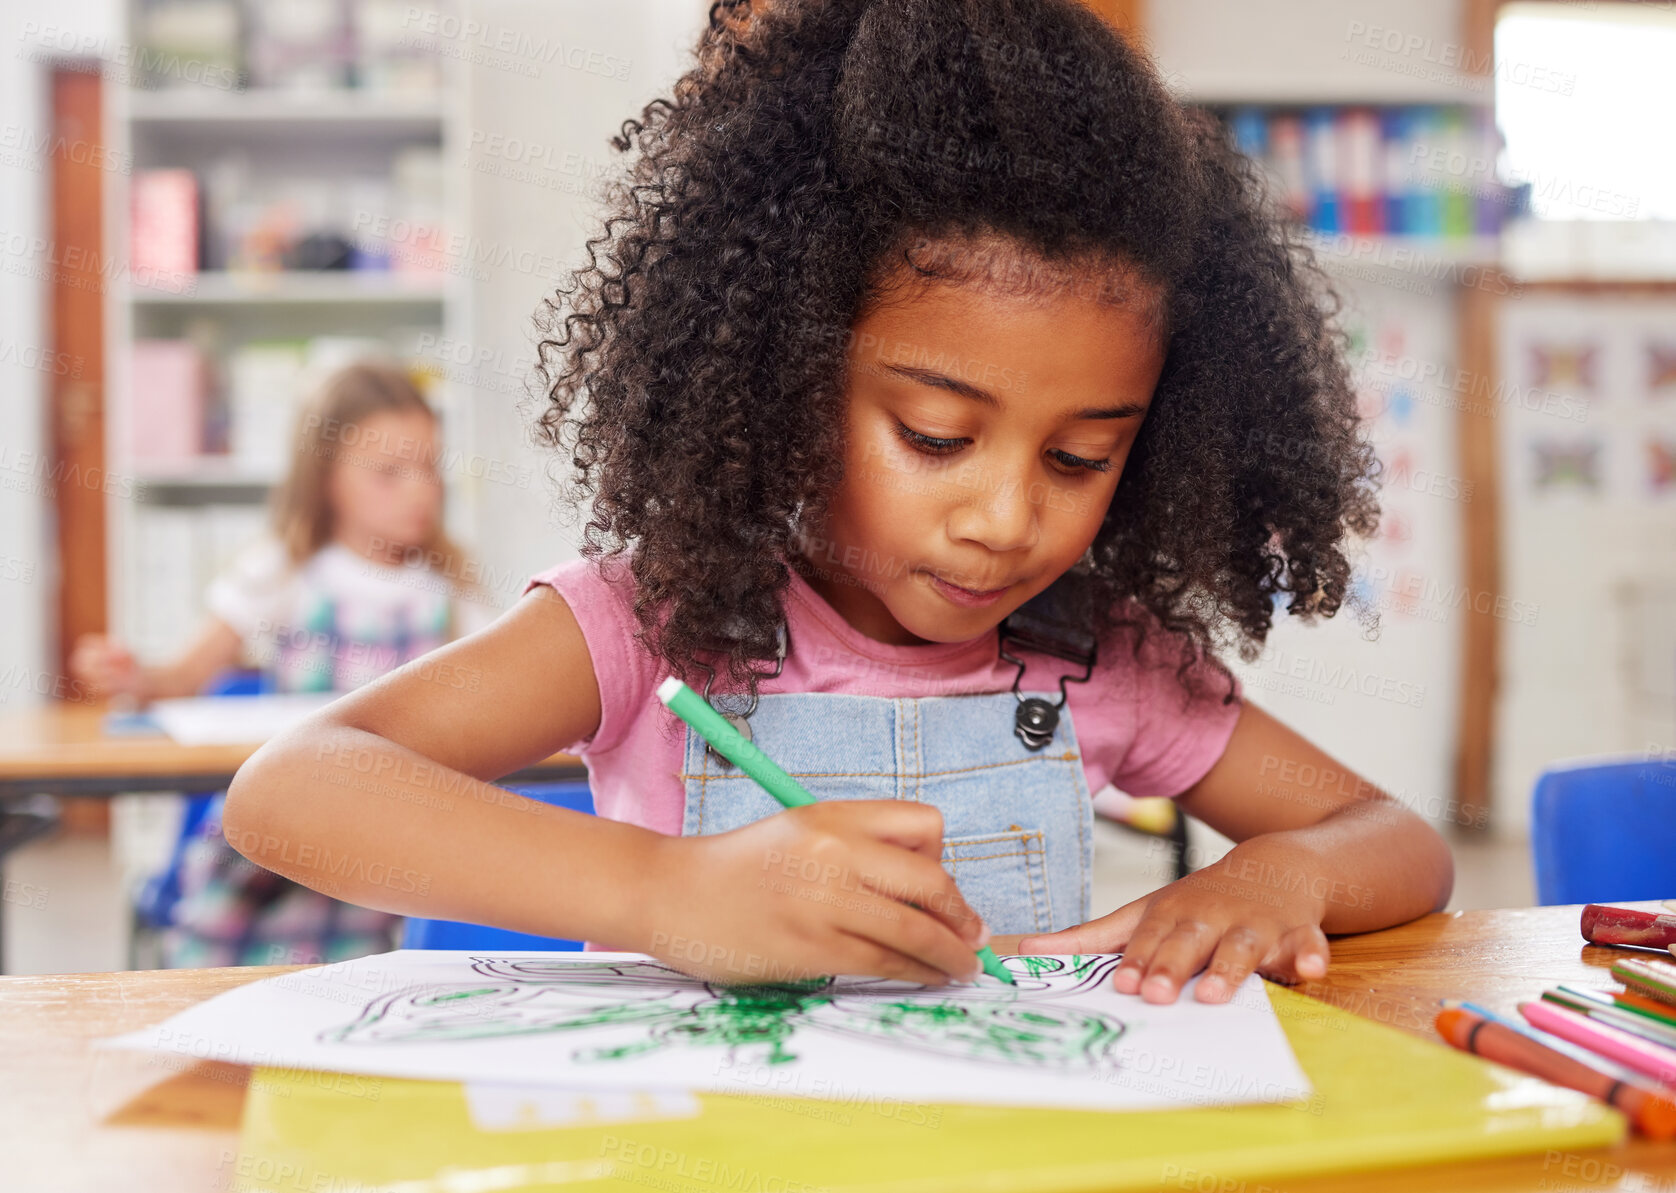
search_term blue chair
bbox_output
[132,668,272,939]
[400,781,594,950]
[1531,759,1676,905]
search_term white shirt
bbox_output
[205,539,499,693]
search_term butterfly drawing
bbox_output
[1531,438,1603,492]
[1529,342,1600,393]
[1647,342,1676,398]
[1648,439,1676,493]
[318,954,1130,1071]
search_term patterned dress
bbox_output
[160,540,496,968]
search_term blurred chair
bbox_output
[129,668,271,967]
[0,793,58,972]
[1531,759,1676,905]
[0,793,60,860]
[400,781,593,951]
[1092,787,1192,881]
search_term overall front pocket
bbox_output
[941,827,1054,936]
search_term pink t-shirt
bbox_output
[525,556,1242,836]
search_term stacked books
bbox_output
[1222,105,1521,239]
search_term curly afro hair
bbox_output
[533,0,1379,702]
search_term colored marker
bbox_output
[1614,957,1676,1010]
[1444,1000,1668,1086]
[1562,985,1676,1032]
[1435,1006,1676,1139]
[1616,990,1676,1028]
[1581,904,1676,950]
[1520,1000,1676,1088]
[656,676,1014,985]
[1541,985,1676,1045]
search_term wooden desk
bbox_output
[0,701,586,799]
[4,904,1673,1193]
[0,700,586,971]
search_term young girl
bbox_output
[225,0,1453,1003]
[75,360,496,966]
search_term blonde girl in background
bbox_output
[72,360,497,967]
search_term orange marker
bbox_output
[1435,1006,1676,1140]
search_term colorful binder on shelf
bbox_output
[230,983,1624,1193]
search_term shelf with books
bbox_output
[126,271,451,306]
[129,87,445,133]
[103,1,474,655]
[132,460,281,489]
[1208,103,1518,244]
[1131,1,1506,830]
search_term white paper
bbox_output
[102,950,1311,1113]
[147,693,337,745]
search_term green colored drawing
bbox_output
[321,955,1128,1071]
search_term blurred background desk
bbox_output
[0,700,585,972]
[0,701,584,799]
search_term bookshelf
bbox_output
[128,87,446,128]
[101,3,472,661]
[127,272,449,306]
[1119,0,1676,837]
[1107,0,1506,832]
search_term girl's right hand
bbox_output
[643,800,989,986]
[68,634,142,699]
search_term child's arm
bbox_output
[69,618,244,703]
[222,584,989,983]
[1017,703,1454,1003]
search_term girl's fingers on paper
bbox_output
[1015,898,1150,957]
[1193,925,1268,1003]
[1130,919,1222,1004]
[1107,909,1179,996]
[1259,924,1332,984]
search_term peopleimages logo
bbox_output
[0,230,196,296]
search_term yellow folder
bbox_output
[233,983,1624,1192]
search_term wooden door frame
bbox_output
[48,66,107,690]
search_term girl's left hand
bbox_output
[1014,851,1331,1005]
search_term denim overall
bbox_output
[677,589,1098,936]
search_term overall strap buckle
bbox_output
[692,622,788,764]
[998,586,1097,750]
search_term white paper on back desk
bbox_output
[101,950,1312,1112]
[147,693,336,745]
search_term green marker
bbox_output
[656,676,1015,986]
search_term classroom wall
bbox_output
[1493,293,1676,837]
[455,0,709,607]
[1142,0,1479,832]
[0,2,123,709]
[2,0,132,973]
[1144,0,1473,101]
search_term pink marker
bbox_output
[1521,1000,1676,1088]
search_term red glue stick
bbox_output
[1581,904,1676,950]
